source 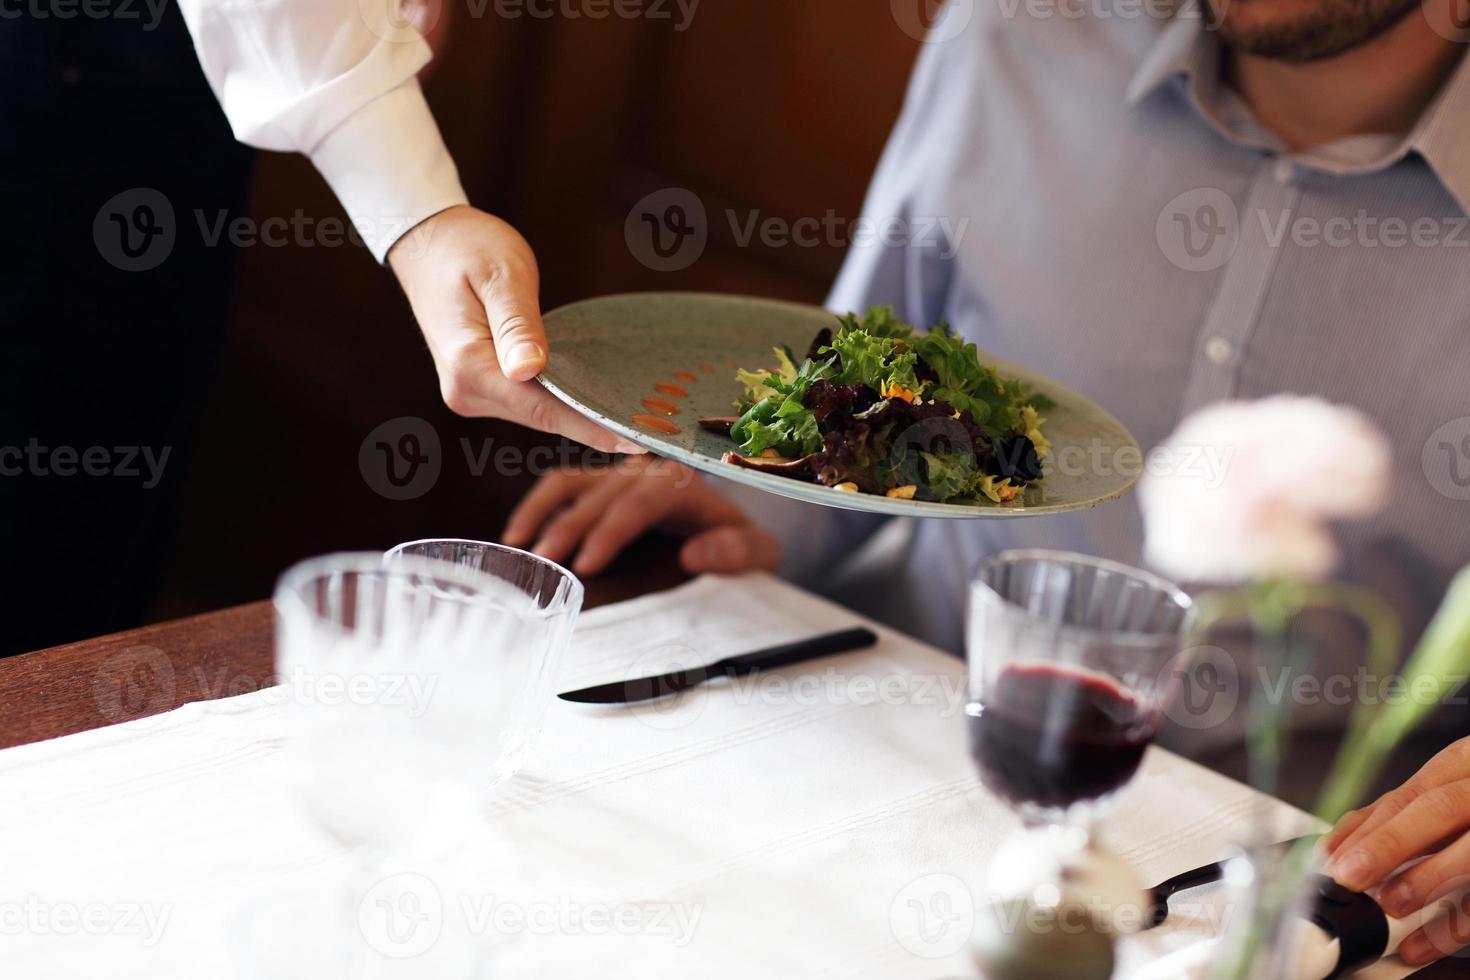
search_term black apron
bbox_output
[0,2,256,654]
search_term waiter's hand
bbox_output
[502,457,781,577]
[388,206,642,454]
[1322,736,1470,965]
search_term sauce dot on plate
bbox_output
[631,414,679,435]
[641,397,680,416]
[674,371,699,383]
[698,363,715,373]
[654,383,689,398]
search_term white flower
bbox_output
[1139,396,1391,583]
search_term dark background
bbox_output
[151,1,924,620]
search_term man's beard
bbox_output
[1205,0,1423,62]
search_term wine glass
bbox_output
[966,549,1192,930]
[383,538,583,783]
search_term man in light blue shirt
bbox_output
[512,0,1470,653]
[516,3,1466,689]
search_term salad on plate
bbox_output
[703,307,1054,506]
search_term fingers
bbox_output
[1326,779,1470,892]
[473,256,546,383]
[1321,807,1374,856]
[573,492,679,577]
[1378,829,1470,917]
[503,470,588,548]
[1397,890,1470,966]
[680,525,782,575]
[439,338,636,454]
[528,477,625,565]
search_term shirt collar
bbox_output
[1124,1,1211,107]
[1409,52,1470,215]
[1126,3,1470,215]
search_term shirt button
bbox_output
[1273,159,1298,185]
[1205,337,1235,365]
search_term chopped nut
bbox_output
[885,485,918,500]
[995,482,1020,502]
[833,482,860,493]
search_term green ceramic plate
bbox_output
[539,293,1139,519]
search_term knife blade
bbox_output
[1143,834,1317,929]
[557,627,879,704]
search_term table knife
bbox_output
[557,627,879,704]
[1144,835,1315,929]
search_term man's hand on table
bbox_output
[1322,736,1470,965]
[387,206,643,455]
[502,457,781,578]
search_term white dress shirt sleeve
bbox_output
[175,0,470,262]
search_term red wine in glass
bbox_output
[968,663,1158,812]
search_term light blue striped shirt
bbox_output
[735,4,1470,713]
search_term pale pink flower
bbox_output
[1139,396,1391,583]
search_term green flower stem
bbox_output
[1314,567,1470,821]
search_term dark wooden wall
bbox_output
[153,0,922,618]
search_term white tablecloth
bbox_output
[0,573,1418,979]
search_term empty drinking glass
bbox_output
[384,538,583,783]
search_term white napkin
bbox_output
[0,573,1422,979]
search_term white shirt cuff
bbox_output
[308,79,470,263]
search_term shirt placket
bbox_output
[1177,156,1303,413]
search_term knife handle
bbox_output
[718,628,879,677]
